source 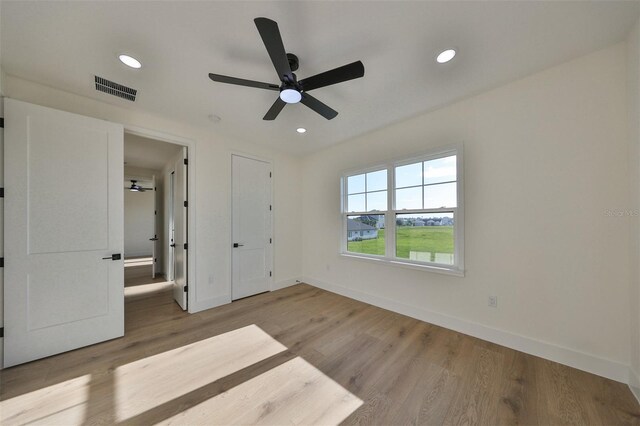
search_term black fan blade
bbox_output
[263,98,286,120]
[300,93,338,120]
[299,61,364,92]
[208,73,279,91]
[254,17,293,81]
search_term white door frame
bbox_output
[230,151,274,299]
[124,125,197,313]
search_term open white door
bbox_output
[172,148,188,310]
[4,99,124,367]
[232,155,273,300]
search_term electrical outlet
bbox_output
[488,296,498,308]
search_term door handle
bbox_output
[149,237,159,241]
[102,253,122,261]
[233,243,244,248]
[170,244,176,248]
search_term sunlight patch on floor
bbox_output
[164,356,363,425]
[124,281,173,297]
[1,325,362,426]
[124,257,154,267]
[115,324,287,422]
[1,374,91,425]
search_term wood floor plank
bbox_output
[1,283,638,426]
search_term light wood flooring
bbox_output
[1,283,639,425]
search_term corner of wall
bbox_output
[627,16,640,391]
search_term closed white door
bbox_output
[232,155,272,300]
[4,99,124,367]
[172,148,188,310]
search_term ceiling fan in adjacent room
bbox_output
[208,17,365,121]
[126,180,153,192]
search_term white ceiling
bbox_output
[124,133,181,171]
[2,1,639,156]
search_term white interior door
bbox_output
[151,175,157,279]
[172,148,188,310]
[4,98,124,367]
[232,155,272,300]
[168,171,175,282]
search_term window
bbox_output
[341,147,463,275]
[345,169,387,256]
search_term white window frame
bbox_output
[340,144,464,276]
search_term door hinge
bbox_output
[154,210,157,215]
[184,243,188,250]
[269,205,272,211]
[184,201,188,208]
[0,257,4,268]
[0,188,4,198]
[184,286,188,292]
[0,327,3,338]
[269,271,272,277]
[269,172,272,178]
[0,117,4,128]
[155,187,157,191]
[154,258,157,263]
[269,238,272,244]
[184,158,188,165]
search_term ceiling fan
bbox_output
[126,180,153,192]
[208,17,365,121]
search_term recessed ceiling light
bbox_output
[296,127,307,134]
[436,49,456,64]
[119,54,142,69]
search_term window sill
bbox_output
[340,253,465,277]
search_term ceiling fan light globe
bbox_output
[280,88,301,104]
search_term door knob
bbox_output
[233,243,244,248]
[170,244,176,248]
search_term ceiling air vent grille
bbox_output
[94,76,137,101]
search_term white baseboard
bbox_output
[272,278,300,291]
[301,276,630,384]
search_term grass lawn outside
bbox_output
[347,226,454,263]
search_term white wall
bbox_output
[2,74,303,313]
[301,43,631,382]
[124,187,155,258]
[628,18,640,398]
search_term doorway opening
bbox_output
[123,132,189,311]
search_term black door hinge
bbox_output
[154,258,157,263]
[0,327,4,338]
[154,210,157,215]
[184,243,188,250]
[269,172,272,178]
[269,271,272,277]
[184,158,188,165]
[184,286,188,292]
[184,201,188,208]
[269,238,272,244]
[0,117,4,128]
[0,188,4,198]
[0,257,4,268]
[269,205,272,211]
